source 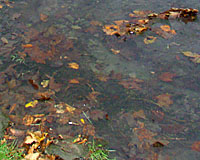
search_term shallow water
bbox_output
[0,0,200,159]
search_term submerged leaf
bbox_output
[155,93,173,107]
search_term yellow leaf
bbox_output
[80,118,85,124]
[192,57,200,63]
[68,62,79,69]
[41,80,49,88]
[144,36,157,44]
[182,51,199,58]
[65,103,76,113]
[25,100,38,108]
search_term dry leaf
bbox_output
[69,79,79,84]
[133,110,146,119]
[22,44,33,48]
[1,37,8,44]
[144,36,157,44]
[68,62,79,69]
[111,48,120,54]
[40,13,48,22]
[191,141,200,152]
[155,93,173,107]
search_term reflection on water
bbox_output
[0,0,200,159]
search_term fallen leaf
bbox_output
[134,127,157,141]
[133,110,146,119]
[119,78,143,90]
[22,44,33,48]
[25,100,38,108]
[158,72,176,82]
[23,115,34,125]
[1,37,8,44]
[182,51,200,63]
[155,93,173,107]
[69,79,79,84]
[40,13,48,22]
[83,124,95,136]
[144,36,157,44]
[68,62,79,69]
[41,80,49,88]
[191,141,200,152]
[111,48,120,54]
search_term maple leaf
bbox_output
[158,72,176,82]
[155,93,173,107]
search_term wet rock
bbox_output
[0,110,9,137]
[46,139,87,160]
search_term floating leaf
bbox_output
[69,79,79,84]
[25,100,38,108]
[182,51,198,57]
[144,36,157,44]
[182,51,200,63]
[111,48,120,54]
[68,62,79,69]
[155,93,173,107]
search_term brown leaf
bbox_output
[119,78,143,90]
[83,124,95,136]
[155,93,173,107]
[158,72,176,82]
[49,76,62,92]
[133,110,146,119]
[134,127,157,141]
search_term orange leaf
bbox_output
[158,72,176,82]
[69,79,79,84]
[22,44,33,48]
[160,25,171,32]
[68,62,79,69]
[155,93,173,107]
[191,141,200,152]
[40,13,48,22]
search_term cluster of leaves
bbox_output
[103,8,198,38]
